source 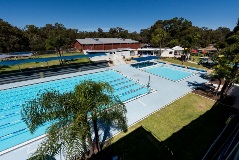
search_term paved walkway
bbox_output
[0,63,208,160]
[187,60,198,64]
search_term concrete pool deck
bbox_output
[0,63,208,160]
[111,64,207,126]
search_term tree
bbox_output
[213,27,230,51]
[168,39,179,48]
[210,56,231,96]
[149,17,193,47]
[130,31,140,42]
[0,18,29,53]
[24,25,46,51]
[21,80,127,160]
[74,80,127,152]
[108,28,119,38]
[213,18,239,98]
[139,28,151,44]
[151,28,167,55]
[62,28,78,49]
[42,23,67,64]
[97,27,106,38]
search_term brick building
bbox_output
[74,38,140,52]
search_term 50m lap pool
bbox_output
[0,70,151,153]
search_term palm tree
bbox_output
[21,80,127,160]
[74,80,127,152]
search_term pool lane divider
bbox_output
[110,69,157,104]
[0,121,52,156]
[111,69,157,93]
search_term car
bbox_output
[198,57,215,66]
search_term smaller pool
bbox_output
[145,65,193,81]
[132,56,157,62]
[131,61,157,68]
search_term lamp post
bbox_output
[17,64,22,72]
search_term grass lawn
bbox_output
[161,58,209,70]
[191,55,201,63]
[92,93,237,160]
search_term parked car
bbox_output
[198,57,215,66]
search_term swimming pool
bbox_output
[0,70,150,152]
[131,61,157,68]
[132,56,157,62]
[144,65,194,81]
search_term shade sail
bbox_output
[0,53,107,66]
[172,46,184,50]
[0,53,33,59]
[0,54,12,59]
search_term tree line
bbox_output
[0,17,231,53]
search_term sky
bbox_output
[0,0,238,33]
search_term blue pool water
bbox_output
[187,67,207,73]
[145,65,193,81]
[132,56,157,62]
[0,70,150,152]
[131,61,157,68]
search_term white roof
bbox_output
[97,38,123,44]
[138,48,165,51]
[172,46,184,50]
[166,49,174,51]
[76,38,139,45]
[123,39,138,43]
[76,38,102,44]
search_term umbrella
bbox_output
[202,50,207,54]
[190,49,198,53]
